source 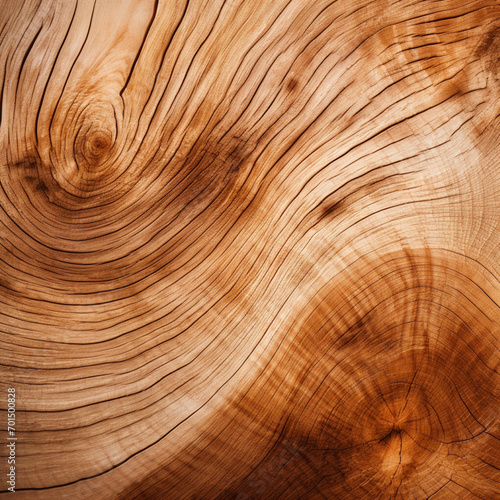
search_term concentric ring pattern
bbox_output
[0,0,499,499]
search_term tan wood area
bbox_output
[0,0,499,498]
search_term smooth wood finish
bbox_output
[1,0,499,498]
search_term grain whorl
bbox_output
[126,248,498,499]
[0,0,499,499]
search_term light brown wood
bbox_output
[1,0,499,498]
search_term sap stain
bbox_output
[475,27,500,61]
[9,155,52,197]
[317,171,414,223]
[476,26,500,96]
[285,76,299,93]
[168,134,255,221]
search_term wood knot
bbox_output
[75,125,114,169]
[69,100,118,179]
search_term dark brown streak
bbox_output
[413,7,494,26]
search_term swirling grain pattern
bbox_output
[0,0,499,498]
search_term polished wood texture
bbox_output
[1,0,499,498]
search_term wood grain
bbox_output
[0,0,499,498]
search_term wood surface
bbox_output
[1,0,499,498]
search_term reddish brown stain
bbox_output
[116,248,500,499]
[285,77,299,94]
